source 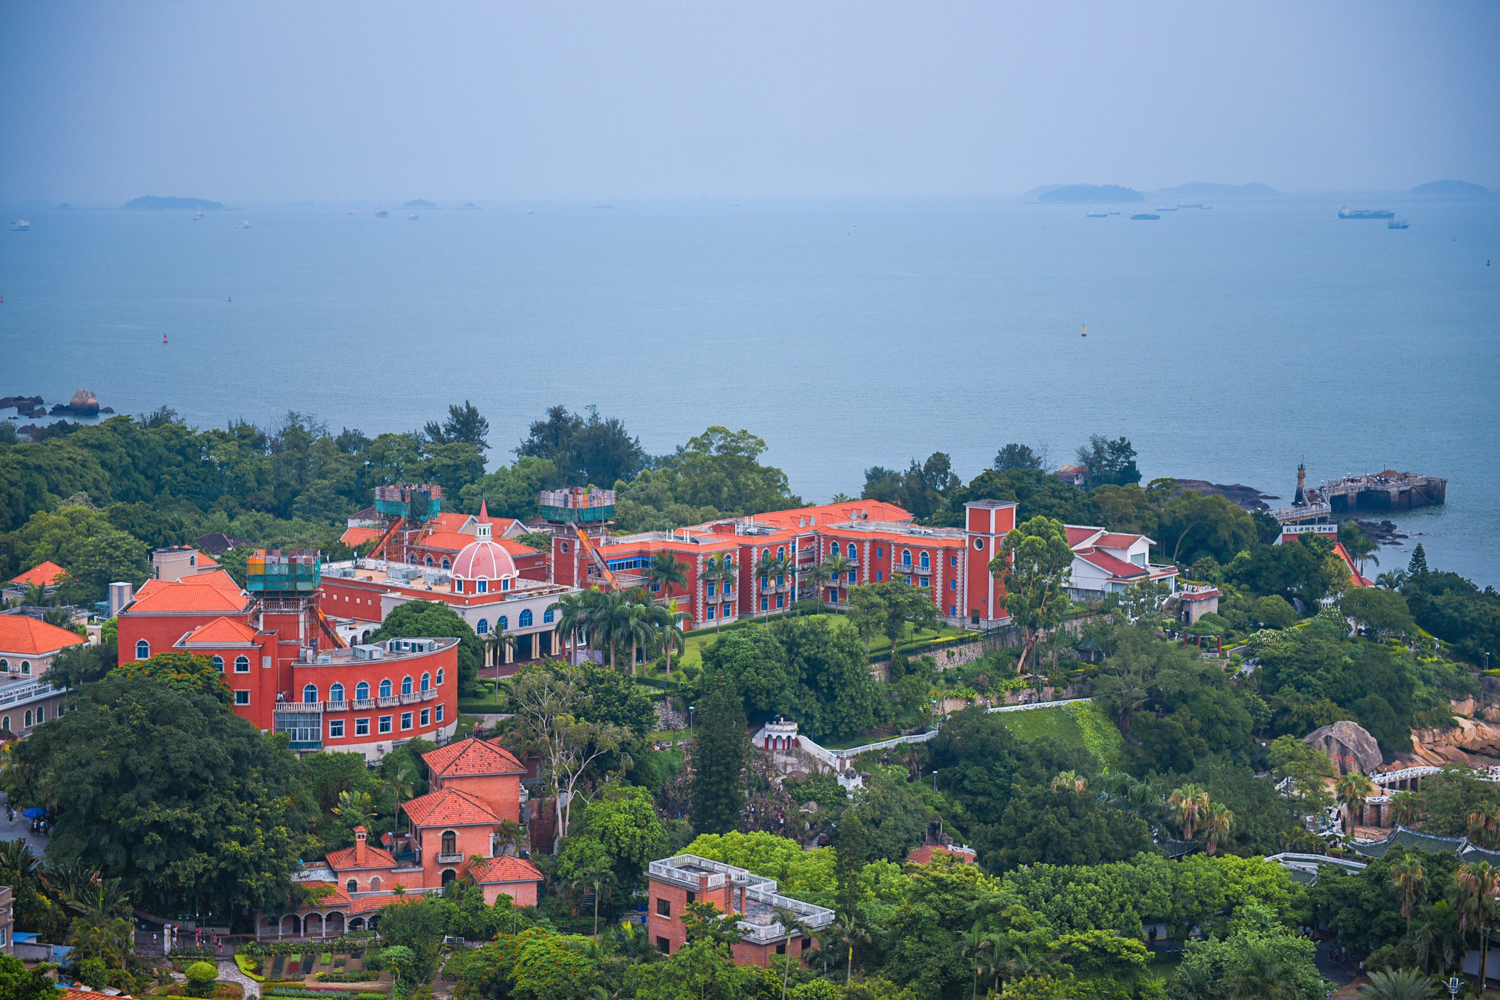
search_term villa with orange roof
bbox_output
[265,736,542,938]
[1064,526,1180,601]
[9,560,69,592]
[0,614,86,681]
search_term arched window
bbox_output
[901,549,912,567]
[212,655,224,671]
[441,558,450,570]
[920,551,930,569]
[35,707,43,723]
[379,679,392,698]
[420,672,431,692]
[0,716,8,731]
[135,640,150,660]
[441,868,457,886]
[543,607,554,623]
[441,830,457,855]
[519,609,533,627]
[0,659,6,671]
[235,655,250,672]
[498,616,508,631]
[330,683,345,703]
[370,877,382,891]
[436,669,445,686]
[401,676,413,695]
[830,542,840,557]
[425,556,434,567]
[476,618,489,634]
[777,547,785,560]
[303,684,318,703]
[25,711,33,728]
[356,681,370,701]
[20,661,30,676]
[347,880,358,895]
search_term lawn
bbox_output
[993,700,1125,766]
[668,615,970,672]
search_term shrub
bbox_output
[185,961,220,998]
[315,972,381,983]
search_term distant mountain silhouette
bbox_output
[1035,184,1144,204]
[403,199,437,209]
[1408,180,1490,197]
[124,196,225,211]
[1151,182,1277,198]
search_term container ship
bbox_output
[1338,208,1395,219]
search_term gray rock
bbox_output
[1305,720,1384,773]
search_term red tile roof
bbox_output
[182,616,260,645]
[749,500,913,529]
[195,552,219,567]
[426,511,475,534]
[1065,526,1103,547]
[11,560,68,587]
[402,786,499,827]
[0,615,87,656]
[424,737,526,778]
[1074,548,1148,580]
[907,844,976,865]
[341,526,384,548]
[468,855,544,884]
[1095,532,1147,549]
[415,530,473,553]
[127,575,248,614]
[325,842,397,871]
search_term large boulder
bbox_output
[1305,720,1383,774]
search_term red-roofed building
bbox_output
[906,844,977,865]
[150,546,222,583]
[10,560,68,590]
[1064,525,1178,601]
[342,505,545,580]
[0,614,86,679]
[1274,524,1373,589]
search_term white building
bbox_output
[1063,526,1178,600]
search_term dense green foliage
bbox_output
[369,598,484,695]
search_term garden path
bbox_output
[218,959,260,999]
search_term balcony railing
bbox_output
[422,690,439,701]
[378,695,401,708]
[279,701,322,713]
[351,698,376,710]
[325,700,348,713]
[436,852,465,864]
[400,692,422,705]
[289,740,323,751]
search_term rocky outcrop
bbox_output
[1408,716,1500,766]
[49,389,99,416]
[1306,720,1384,773]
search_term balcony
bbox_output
[289,740,323,751]
[422,690,439,701]
[378,695,401,708]
[279,701,322,713]
[436,852,465,864]
[400,692,422,705]
[325,700,349,713]
[758,581,789,594]
[351,698,376,710]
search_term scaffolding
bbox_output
[539,487,615,524]
[373,483,443,524]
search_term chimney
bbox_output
[108,581,133,617]
[354,825,369,866]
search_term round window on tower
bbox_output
[973,538,985,551]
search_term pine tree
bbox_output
[689,671,749,835]
[834,812,867,919]
[1408,543,1429,577]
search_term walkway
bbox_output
[217,958,259,999]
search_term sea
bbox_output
[2,196,1498,587]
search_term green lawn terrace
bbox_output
[235,939,385,988]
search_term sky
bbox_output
[1,0,1498,204]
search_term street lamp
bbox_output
[1446,976,1461,998]
[689,705,695,738]
[932,769,938,793]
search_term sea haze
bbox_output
[1,196,1497,585]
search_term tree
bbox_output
[647,550,689,601]
[702,554,736,632]
[1341,588,1416,639]
[379,895,450,984]
[850,770,930,862]
[12,502,150,603]
[425,401,490,454]
[1253,595,1299,630]
[769,903,815,1000]
[994,443,1046,472]
[184,961,219,998]
[1388,855,1428,934]
[370,599,483,694]
[846,586,889,656]
[991,516,1074,672]
[1339,521,1381,575]
[0,954,56,1000]
[649,602,686,681]
[1357,969,1441,1000]
[1074,435,1140,487]
[1169,784,1211,842]
[1,675,309,916]
[690,670,750,836]
[1336,773,1376,837]
[1159,491,1256,566]
[1408,544,1429,577]
[1451,861,1500,992]
[929,468,1102,529]
[109,652,232,704]
[1203,802,1235,856]
[1267,735,1336,814]
[834,812,867,920]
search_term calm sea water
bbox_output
[2,197,1498,586]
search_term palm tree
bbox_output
[1357,968,1440,999]
[760,554,792,616]
[830,493,854,503]
[771,905,814,1000]
[824,552,854,601]
[1203,802,1235,856]
[19,583,52,608]
[830,910,873,986]
[960,919,997,998]
[804,560,834,613]
[333,789,375,824]
[646,551,688,604]
[1388,855,1428,934]
[647,603,686,680]
[493,818,528,857]
[1169,783,1211,842]
[1377,569,1408,591]
[1391,790,1419,827]
[550,591,597,665]
[386,758,420,819]
[1335,772,1376,838]
[614,597,656,677]
[701,554,735,632]
[1469,801,1500,850]
[1451,861,1500,993]
[484,628,516,671]
[569,861,615,936]
[1050,771,1088,793]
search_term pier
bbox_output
[1274,468,1446,524]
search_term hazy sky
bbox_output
[2,0,1497,203]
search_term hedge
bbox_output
[314,972,381,983]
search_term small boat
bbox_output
[1177,202,1203,209]
[1085,212,1108,218]
[1155,206,1179,212]
[1339,208,1395,219]
[1131,213,1161,220]
[408,214,420,220]
[375,208,388,218]
[10,219,29,231]
[1081,326,1088,337]
[1388,218,1409,229]
[238,220,252,229]
[192,210,204,221]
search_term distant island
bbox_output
[403,199,436,209]
[1408,180,1490,197]
[1035,184,1144,204]
[1151,182,1277,198]
[124,196,225,211]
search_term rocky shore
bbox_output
[1,389,113,420]
[1172,479,1280,511]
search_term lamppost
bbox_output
[1446,975,1461,998]
[689,705,695,739]
[932,769,938,794]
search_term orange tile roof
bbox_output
[11,560,68,587]
[415,530,473,552]
[424,737,526,778]
[469,855,543,884]
[1096,532,1147,549]
[402,786,499,827]
[195,552,219,567]
[341,526,384,547]
[906,844,976,865]
[182,616,260,645]
[0,614,87,655]
[127,576,248,615]
[747,500,913,529]
[325,842,397,871]
[427,511,475,533]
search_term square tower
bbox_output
[963,500,1017,628]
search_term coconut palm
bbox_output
[1169,783,1211,842]
[569,861,615,936]
[646,551,689,603]
[1050,771,1089,793]
[1388,854,1428,934]
[484,627,517,670]
[386,758,420,818]
[804,559,834,613]
[961,919,997,998]
[1203,802,1235,856]
[824,552,855,599]
[760,554,792,616]
[1468,801,1500,850]
[1335,772,1376,837]
[613,597,656,677]
[771,905,815,1000]
[493,818,528,857]
[648,602,686,680]
[1450,861,1500,992]
[1377,569,1408,591]
[1357,968,1440,999]
[1391,790,1419,827]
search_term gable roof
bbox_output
[11,560,69,588]
[401,786,500,827]
[468,855,544,885]
[127,573,248,614]
[1065,526,1104,547]
[181,616,261,646]
[1073,548,1149,580]
[415,530,473,553]
[341,526,385,548]
[0,614,87,656]
[424,737,526,778]
[325,841,398,871]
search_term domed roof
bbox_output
[451,502,518,581]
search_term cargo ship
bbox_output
[1131,213,1160,220]
[1388,218,1409,230]
[1338,208,1395,219]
